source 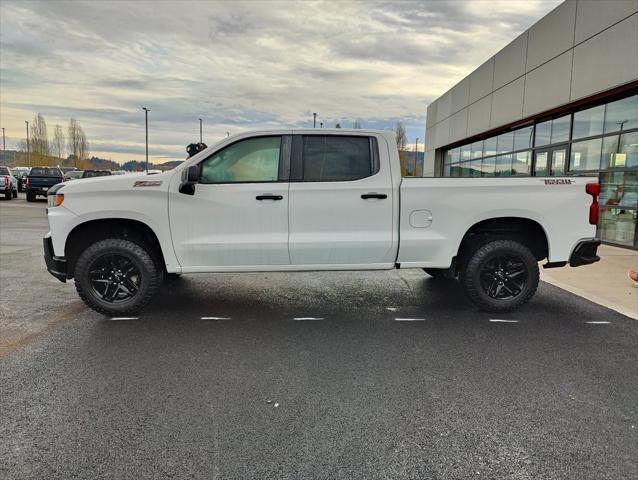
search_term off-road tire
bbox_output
[4,191,11,200]
[26,191,35,202]
[460,239,539,312]
[12,189,17,198]
[74,238,161,316]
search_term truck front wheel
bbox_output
[74,238,161,316]
[460,239,539,312]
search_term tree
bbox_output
[67,118,89,168]
[52,124,65,160]
[31,113,50,163]
[335,123,341,129]
[395,122,410,176]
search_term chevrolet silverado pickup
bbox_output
[25,166,64,201]
[43,129,601,316]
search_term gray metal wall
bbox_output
[423,0,638,176]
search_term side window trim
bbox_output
[291,134,381,183]
[196,135,289,184]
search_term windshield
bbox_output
[82,170,111,178]
[0,167,10,175]
[30,167,62,176]
[66,171,84,179]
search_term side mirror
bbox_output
[187,165,199,182]
[179,165,200,195]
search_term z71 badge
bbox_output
[133,180,163,187]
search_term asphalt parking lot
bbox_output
[1,195,636,480]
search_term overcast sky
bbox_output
[0,0,561,164]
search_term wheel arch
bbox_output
[457,216,549,264]
[65,218,167,279]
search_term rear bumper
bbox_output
[43,235,67,282]
[569,239,601,267]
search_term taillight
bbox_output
[586,183,600,225]
[25,177,29,186]
[3,177,8,187]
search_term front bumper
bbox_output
[569,239,601,267]
[44,235,67,282]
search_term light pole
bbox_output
[199,118,203,143]
[313,113,317,128]
[142,107,150,173]
[25,121,30,166]
[1,127,5,154]
[414,138,419,176]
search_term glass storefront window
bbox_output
[471,140,483,159]
[484,136,497,157]
[534,120,551,147]
[495,154,512,176]
[460,144,471,162]
[450,164,461,177]
[497,131,514,154]
[481,157,496,176]
[443,163,451,176]
[573,105,604,139]
[551,114,571,144]
[513,126,533,151]
[469,159,482,176]
[599,171,637,247]
[604,94,638,134]
[551,149,567,176]
[512,151,531,176]
[534,151,549,176]
[570,138,602,172]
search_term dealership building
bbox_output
[423,0,638,248]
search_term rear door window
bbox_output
[301,136,377,182]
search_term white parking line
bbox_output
[394,318,425,322]
[201,316,231,320]
[489,319,519,323]
[585,321,611,325]
[110,317,139,321]
[293,317,324,321]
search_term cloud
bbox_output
[0,0,561,163]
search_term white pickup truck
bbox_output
[44,129,601,316]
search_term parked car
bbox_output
[44,129,601,316]
[0,166,18,199]
[81,170,112,178]
[64,170,84,181]
[10,166,30,192]
[24,166,64,201]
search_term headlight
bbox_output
[47,194,64,208]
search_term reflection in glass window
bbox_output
[471,141,483,159]
[450,164,461,177]
[513,126,533,151]
[460,144,472,161]
[468,159,481,176]
[302,136,373,181]
[512,151,531,176]
[551,114,571,144]
[534,151,549,176]
[535,120,551,147]
[443,163,451,176]
[483,136,497,157]
[497,131,514,154]
[481,156,496,176]
[599,171,637,247]
[201,136,280,183]
[604,94,638,133]
[449,147,460,163]
[495,154,512,176]
[603,131,638,169]
[551,149,567,176]
[570,138,602,172]
[573,105,604,139]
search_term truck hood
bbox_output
[57,171,175,194]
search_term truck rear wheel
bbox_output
[74,238,161,316]
[460,239,538,312]
[26,191,35,202]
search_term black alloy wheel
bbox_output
[88,254,141,303]
[479,254,527,300]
